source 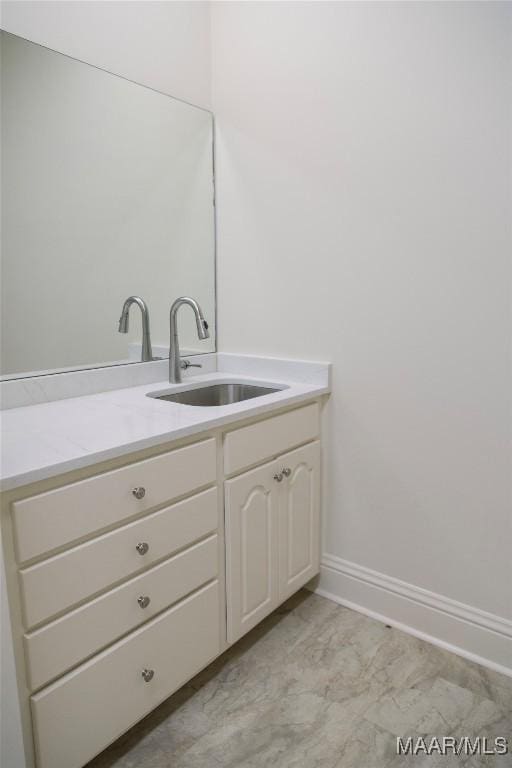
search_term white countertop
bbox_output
[0,355,330,491]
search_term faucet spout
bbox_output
[169,297,210,383]
[118,296,154,362]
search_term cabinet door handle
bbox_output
[282,467,292,477]
[132,487,146,500]
[141,668,154,683]
[136,542,149,555]
[137,595,151,609]
[273,472,283,482]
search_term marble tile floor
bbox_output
[87,591,512,768]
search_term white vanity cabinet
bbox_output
[32,581,220,768]
[225,441,320,643]
[223,403,321,643]
[225,460,280,642]
[1,399,324,768]
[277,441,321,603]
[2,437,222,768]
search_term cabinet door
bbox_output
[225,460,280,643]
[278,441,321,601]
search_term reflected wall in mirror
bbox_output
[0,31,215,379]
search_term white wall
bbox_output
[0,0,211,109]
[212,1,512,665]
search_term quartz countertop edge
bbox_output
[0,370,330,492]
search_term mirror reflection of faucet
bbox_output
[118,296,156,362]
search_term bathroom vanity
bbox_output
[0,30,330,768]
[0,356,330,768]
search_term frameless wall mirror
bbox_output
[0,31,216,379]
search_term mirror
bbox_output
[0,31,216,379]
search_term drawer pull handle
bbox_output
[273,472,283,483]
[136,542,149,555]
[141,668,154,683]
[137,595,151,609]
[282,467,292,477]
[132,486,146,500]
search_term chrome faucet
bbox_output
[118,296,154,362]
[169,297,209,383]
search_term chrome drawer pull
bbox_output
[141,668,154,683]
[273,472,283,483]
[282,467,292,477]
[137,595,151,609]
[132,487,146,500]
[136,542,149,555]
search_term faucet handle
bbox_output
[180,359,202,370]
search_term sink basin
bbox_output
[149,382,283,407]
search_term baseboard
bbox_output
[315,554,512,679]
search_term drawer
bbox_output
[20,487,217,629]
[31,580,220,768]
[223,403,319,475]
[24,534,218,691]
[12,438,216,563]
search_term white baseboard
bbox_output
[315,554,512,679]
